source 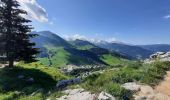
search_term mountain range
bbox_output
[94,42,170,59]
[30,31,125,67]
[30,31,170,66]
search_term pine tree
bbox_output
[0,0,39,67]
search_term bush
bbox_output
[140,61,170,85]
[104,83,132,100]
[112,67,142,84]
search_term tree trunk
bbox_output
[9,60,14,67]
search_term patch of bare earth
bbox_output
[133,71,170,100]
[155,71,170,96]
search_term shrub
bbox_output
[140,61,170,85]
[112,67,142,84]
[104,83,132,100]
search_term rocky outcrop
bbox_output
[150,52,170,60]
[150,52,166,59]
[145,51,170,63]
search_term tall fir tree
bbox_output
[0,0,39,67]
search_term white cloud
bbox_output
[106,37,117,43]
[163,15,170,19]
[63,34,121,44]
[64,34,87,41]
[17,0,48,23]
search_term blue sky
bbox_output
[19,0,170,45]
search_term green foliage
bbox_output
[112,67,142,84]
[0,0,39,67]
[104,83,132,100]
[0,92,17,100]
[140,61,170,85]
[124,61,143,69]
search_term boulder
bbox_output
[122,82,141,91]
[56,80,70,89]
[72,78,81,84]
[140,86,154,95]
[56,78,81,89]
[98,91,116,100]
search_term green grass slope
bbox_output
[100,54,123,66]
[39,46,94,67]
[0,62,69,100]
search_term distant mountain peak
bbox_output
[89,39,127,45]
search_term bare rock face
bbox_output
[150,52,170,61]
[98,91,116,100]
[146,51,170,63]
[150,52,166,59]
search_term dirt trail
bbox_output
[134,71,170,100]
[155,71,170,96]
